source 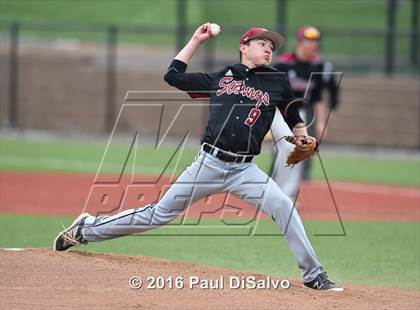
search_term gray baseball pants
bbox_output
[81,146,322,281]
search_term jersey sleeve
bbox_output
[163,59,214,98]
[277,77,304,130]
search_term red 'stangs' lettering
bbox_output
[257,92,270,108]
[240,85,255,98]
[244,107,261,126]
[217,77,270,107]
[231,81,243,94]
[216,77,234,96]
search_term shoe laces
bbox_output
[60,222,81,247]
[318,272,334,286]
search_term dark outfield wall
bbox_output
[0,43,418,148]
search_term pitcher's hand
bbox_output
[191,22,212,44]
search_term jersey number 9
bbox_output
[245,108,261,126]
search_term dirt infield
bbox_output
[0,248,418,310]
[1,171,418,221]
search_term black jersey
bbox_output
[164,59,302,155]
[274,52,339,110]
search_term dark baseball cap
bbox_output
[240,28,284,50]
[296,26,321,41]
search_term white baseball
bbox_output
[210,23,221,36]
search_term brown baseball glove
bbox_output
[284,135,319,166]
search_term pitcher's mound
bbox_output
[0,248,418,309]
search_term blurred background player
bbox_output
[269,25,340,201]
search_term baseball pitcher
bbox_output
[54,23,343,291]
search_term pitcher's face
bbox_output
[241,39,274,67]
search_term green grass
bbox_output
[0,0,178,25]
[1,137,419,187]
[1,0,412,29]
[0,214,418,289]
[0,0,413,58]
[311,155,420,187]
[0,137,273,176]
